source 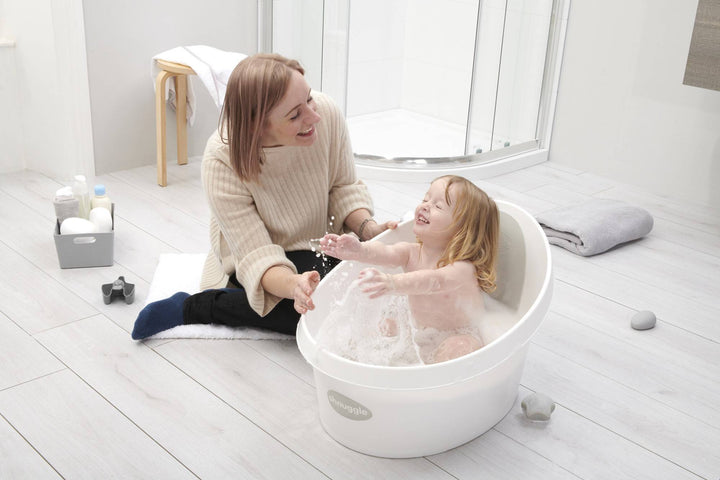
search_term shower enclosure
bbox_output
[261,0,569,180]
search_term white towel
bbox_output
[151,45,247,125]
[145,253,293,340]
[536,200,654,256]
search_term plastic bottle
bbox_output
[72,175,91,219]
[91,184,112,212]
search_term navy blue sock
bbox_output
[131,292,190,340]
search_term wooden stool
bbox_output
[155,59,196,187]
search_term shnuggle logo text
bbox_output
[327,390,373,421]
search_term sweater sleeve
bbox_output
[201,137,295,316]
[322,95,374,232]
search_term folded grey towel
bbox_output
[536,199,654,256]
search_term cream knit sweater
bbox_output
[200,92,373,316]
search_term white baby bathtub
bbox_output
[297,200,553,458]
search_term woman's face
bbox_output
[413,178,458,244]
[262,70,321,147]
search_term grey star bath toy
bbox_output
[521,392,555,421]
[102,276,135,304]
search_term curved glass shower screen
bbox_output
[269,0,562,169]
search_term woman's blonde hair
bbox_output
[219,53,305,181]
[434,175,499,292]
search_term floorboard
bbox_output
[0,369,197,479]
[34,317,327,479]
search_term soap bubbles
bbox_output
[314,278,515,366]
[315,279,423,366]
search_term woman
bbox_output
[132,53,395,339]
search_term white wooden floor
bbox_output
[1,159,718,479]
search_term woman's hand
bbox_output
[357,267,395,299]
[363,220,399,241]
[320,233,363,260]
[293,270,321,314]
[344,209,399,241]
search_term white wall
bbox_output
[346,0,408,117]
[83,0,257,175]
[550,0,720,208]
[271,0,351,111]
[0,0,93,180]
[272,0,324,89]
[401,0,477,126]
[345,0,478,124]
[0,22,22,173]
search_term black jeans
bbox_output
[182,251,340,335]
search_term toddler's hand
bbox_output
[357,267,395,299]
[320,233,363,260]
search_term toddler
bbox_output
[321,175,499,363]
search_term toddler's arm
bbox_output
[358,261,475,298]
[320,234,411,268]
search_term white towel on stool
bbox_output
[151,45,247,125]
[536,199,654,256]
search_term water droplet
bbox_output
[308,238,321,252]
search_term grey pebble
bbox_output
[521,392,555,421]
[631,310,656,330]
